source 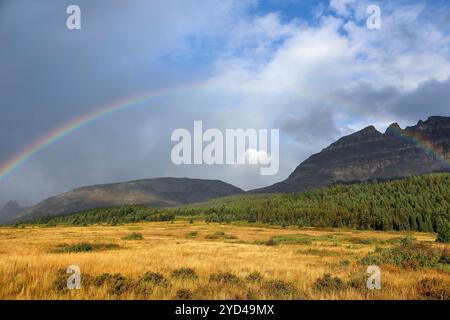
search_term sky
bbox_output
[1,0,450,208]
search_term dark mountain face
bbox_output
[256,116,450,193]
[14,178,244,222]
[0,201,27,223]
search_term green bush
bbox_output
[186,231,198,238]
[314,274,344,292]
[94,273,114,286]
[121,232,143,240]
[175,289,193,300]
[107,274,133,296]
[417,278,450,300]
[245,271,263,283]
[361,239,448,269]
[139,272,170,287]
[52,269,70,292]
[209,272,240,284]
[205,231,226,239]
[264,280,298,298]
[52,242,120,253]
[171,268,198,280]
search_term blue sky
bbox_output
[0,0,450,207]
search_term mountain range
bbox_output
[3,115,449,223]
[12,178,243,221]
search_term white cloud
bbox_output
[330,0,356,17]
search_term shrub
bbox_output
[264,280,298,298]
[245,271,263,283]
[52,269,69,292]
[417,278,450,300]
[139,272,170,287]
[340,259,350,267]
[52,242,120,253]
[205,231,226,239]
[175,289,193,300]
[314,274,344,292]
[171,268,198,280]
[121,233,143,240]
[186,231,198,238]
[54,242,93,253]
[107,274,133,296]
[361,239,448,269]
[133,283,153,298]
[264,238,278,246]
[204,231,237,240]
[346,272,366,291]
[94,273,114,286]
[209,272,240,284]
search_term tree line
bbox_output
[26,173,450,236]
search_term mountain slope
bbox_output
[256,116,450,193]
[0,201,27,223]
[15,177,244,221]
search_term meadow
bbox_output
[0,221,448,300]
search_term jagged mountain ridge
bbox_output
[255,116,450,193]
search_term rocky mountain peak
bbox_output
[255,115,450,193]
[385,122,402,136]
[325,125,383,151]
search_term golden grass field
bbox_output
[0,221,448,300]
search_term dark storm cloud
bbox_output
[389,79,450,121]
[332,79,450,124]
[278,107,341,145]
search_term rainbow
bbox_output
[0,83,207,182]
[387,124,450,168]
[0,86,448,182]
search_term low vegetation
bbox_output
[361,238,450,270]
[314,274,345,293]
[209,272,240,284]
[0,220,448,300]
[171,268,198,281]
[51,242,120,253]
[121,232,143,240]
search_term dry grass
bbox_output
[0,221,448,300]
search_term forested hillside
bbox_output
[26,174,450,233]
